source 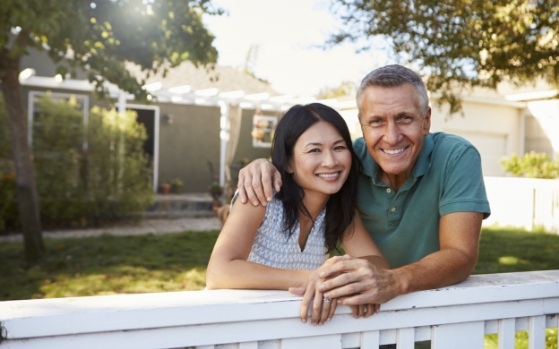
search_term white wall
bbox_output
[431,97,525,176]
[525,100,559,158]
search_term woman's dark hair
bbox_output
[271,103,361,252]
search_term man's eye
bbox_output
[397,115,414,124]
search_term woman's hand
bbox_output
[290,257,342,325]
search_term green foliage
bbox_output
[0,0,221,99]
[500,151,559,179]
[485,330,558,349]
[0,95,154,231]
[328,1,559,113]
[170,178,184,193]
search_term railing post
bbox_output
[498,318,516,349]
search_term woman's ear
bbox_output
[286,161,294,174]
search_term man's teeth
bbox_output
[384,148,404,155]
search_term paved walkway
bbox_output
[0,217,222,243]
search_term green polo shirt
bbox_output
[354,132,491,268]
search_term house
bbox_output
[15,50,559,196]
[17,50,299,194]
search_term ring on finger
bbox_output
[323,298,332,303]
[363,306,368,313]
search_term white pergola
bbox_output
[19,70,357,191]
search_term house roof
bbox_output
[126,61,280,96]
[19,57,318,111]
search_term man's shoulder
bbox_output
[431,132,478,154]
[352,137,370,161]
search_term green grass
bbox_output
[475,226,559,274]
[0,231,219,301]
[1,226,558,301]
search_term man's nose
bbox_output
[384,121,400,144]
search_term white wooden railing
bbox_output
[1,270,558,349]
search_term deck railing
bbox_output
[1,270,558,349]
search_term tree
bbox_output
[0,0,220,262]
[327,0,559,113]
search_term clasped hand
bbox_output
[292,255,384,325]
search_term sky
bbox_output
[203,0,389,97]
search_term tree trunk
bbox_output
[0,53,45,262]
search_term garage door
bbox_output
[447,131,508,176]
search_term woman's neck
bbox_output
[300,191,329,220]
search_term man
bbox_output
[236,64,490,308]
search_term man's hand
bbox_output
[237,158,282,206]
[317,255,401,306]
[290,256,383,323]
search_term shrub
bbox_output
[0,94,154,232]
[500,151,559,179]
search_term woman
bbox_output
[206,103,387,325]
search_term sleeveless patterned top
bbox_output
[247,196,328,270]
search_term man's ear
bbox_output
[423,107,431,134]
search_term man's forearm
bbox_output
[392,248,477,295]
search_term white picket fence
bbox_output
[1,270,558,349]
[484,177,559,233]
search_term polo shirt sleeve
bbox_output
[439,142,491,218]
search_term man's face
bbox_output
[359,84,431,188]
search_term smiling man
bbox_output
[236,64,491,309]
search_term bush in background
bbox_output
[0,94,153,232]
[500,151,559,179]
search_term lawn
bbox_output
[1,226,559,301]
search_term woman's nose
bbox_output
[322,150,338,166]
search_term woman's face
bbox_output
[287,121,352,199]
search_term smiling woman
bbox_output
[205,103,388,325]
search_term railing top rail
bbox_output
[1,270,558,343]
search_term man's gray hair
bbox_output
[357,64,430,116]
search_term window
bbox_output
[28,91,89,149]
[251,113,277,148]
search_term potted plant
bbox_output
[170,178,184,193]
[208,182,223,199]
[159,181,171,194]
